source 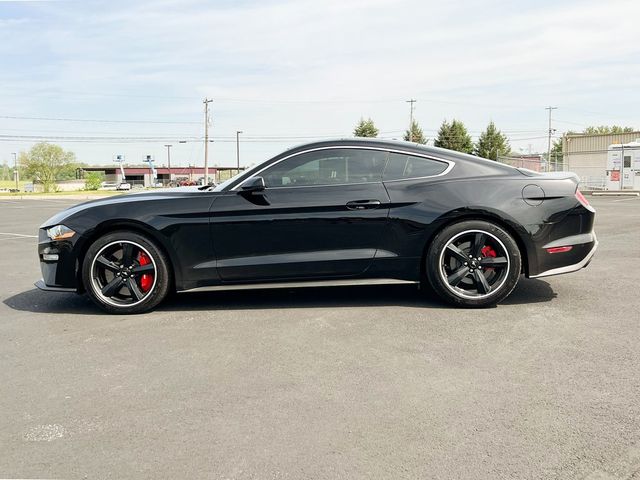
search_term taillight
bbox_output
[546,246,573,254]
[575,190,590,208]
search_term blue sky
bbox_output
[1,0,639,168]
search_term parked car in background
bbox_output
[99,182,118,191]
[116,183,131,191]
[35,139,597,314]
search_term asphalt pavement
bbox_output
[1,196,639,479]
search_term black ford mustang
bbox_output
[36,139,597,313]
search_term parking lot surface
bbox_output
[1,196,639,479]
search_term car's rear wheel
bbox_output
[425,220,521,307]
[82,231,170,314]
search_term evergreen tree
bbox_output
[353,117,379,137]
[474,121,511,160]
[403,120,427,144]
[434,119,473,154]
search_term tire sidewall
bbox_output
[82,231,170,314]
[426,220,521,307]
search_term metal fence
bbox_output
[497,147,640,190]
[497,155,567,173]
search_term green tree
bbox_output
[403,120,427,144]
[84,171,104,190]
[20,143,76,193]
[546,137,564,168]
[583,125,634,135]
[474,121,510,160]
[434,119,473,154]
[56,162,80,181]
[353,117,379,137]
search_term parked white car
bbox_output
[116,182,131,191]
[99,182,118,191]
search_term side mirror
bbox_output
[239,176,265,193]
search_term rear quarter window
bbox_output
[383,152,449,180]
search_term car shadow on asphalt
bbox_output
[3,278,557,316]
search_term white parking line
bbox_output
[0,232,38,238]
[0,236,38,242]
[613,196,640,202]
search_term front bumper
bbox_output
[37,228,81,291]
[530,232,598,278]
[35,279,77,293]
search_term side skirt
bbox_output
[179,278,418,294]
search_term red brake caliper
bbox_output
[481,245,497,271]
[137,251,153,292]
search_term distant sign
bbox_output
[611,170,620,182]
[113,154,125,163]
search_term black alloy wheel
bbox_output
[426,220,521,307]
[82,231,170,314]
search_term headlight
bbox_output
[46,225,76,241]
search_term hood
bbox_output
[39,186,209,229]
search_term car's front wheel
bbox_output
[82,231,171,314]
[425,220,521,307]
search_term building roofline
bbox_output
[565,131,640,138]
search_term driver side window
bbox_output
[262,148,387,187]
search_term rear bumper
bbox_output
[529,232,598,278]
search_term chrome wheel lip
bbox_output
[438,229,510,300]
[90,240,158,308]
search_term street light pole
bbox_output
[236,130,243,174]
[12,152,18,191]
[164,144,172,184]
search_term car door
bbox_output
[210,147,390,282]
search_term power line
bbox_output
[0,115,200,125]
[0,133,554,145]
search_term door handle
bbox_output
[346,199,382,210]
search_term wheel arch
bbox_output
[75,220,180,293]
[420,210,532,278]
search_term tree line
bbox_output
[9,122,636,192]
[354,118,637,162]
[354,117,510,160]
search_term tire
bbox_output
[425,220,521,308]
[82,230,171,314]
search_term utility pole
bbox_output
[236,130,243,174]
[545,106,557,172]
[12,152,18,191]
[406,99,416,142]
[203,98,213,185]
[164,144,172,183]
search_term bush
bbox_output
[85,172,104,190]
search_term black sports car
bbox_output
[36,139,597,313]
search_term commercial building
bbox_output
[77,165,242,187]
[563,131,640,189]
